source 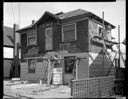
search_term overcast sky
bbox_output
[4,0,126,52]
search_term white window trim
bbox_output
[27,30,37,46]
[62,23,77,42]
[97,24,103,36]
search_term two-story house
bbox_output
[17,9,116,84]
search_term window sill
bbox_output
[27,44,37,47]
[61,40,77,43]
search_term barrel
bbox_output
[53,68,63,85]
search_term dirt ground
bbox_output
[3,79,71,99]
[3,79,126,99]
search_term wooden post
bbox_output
[13,24,20,77]
[76,59,78,80]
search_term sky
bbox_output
[3,0,126,52]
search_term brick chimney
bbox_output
[32,20,36,25]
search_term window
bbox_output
[19,49,21,59]
[45,27,53,50]
[98,26,103,37]
[27,32,37,46]
[3,47,13,59]
[62,23,76,42]
[28,58,36,73]
[64,56,75,73]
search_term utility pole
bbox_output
[13,24,20,77]
[118,25,120,67]
[102,11,104,73]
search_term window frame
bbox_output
[27,32,37,46]
[97,24,103,37]
[45,27,53,50]
[62,23,77,42]
[64,56,76,74]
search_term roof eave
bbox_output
[88,13,115,29]
[16,25,33,33]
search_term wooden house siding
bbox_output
[60,19,89,53]
[21,33,27,56]
[37,24,45,53]
[52,23,62,51]
[88,19,102,53]
[76,19,89,52]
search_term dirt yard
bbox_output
[3,79,71,98]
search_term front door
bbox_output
[45,27,53,50]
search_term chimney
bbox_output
[32,20,36,25]
[13,24,20,58]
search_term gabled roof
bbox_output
[4,26,14,46]
[34,11,61,26]
[57,9,89,19]
[17,9,115,32]
[17,24,33,32]
[122,38,126,45]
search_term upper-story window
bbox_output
[98,25,103,37]
[27,32,37,46]
[62,23,76,42]
[98,25,112,41]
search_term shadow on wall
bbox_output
[89,50,115,78]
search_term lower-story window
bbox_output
[28,58,36,73]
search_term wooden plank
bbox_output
[47,60,54,86]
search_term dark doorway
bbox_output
[64,56,76,74]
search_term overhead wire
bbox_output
[18,3,20,27]
[11,3,15,24]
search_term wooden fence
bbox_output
[114,67,125,96]
[71,76,115,98]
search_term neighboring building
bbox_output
[3,25,21,78]
[4,26,14,78]
[122,38,126,45]
[17,9,116,84]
